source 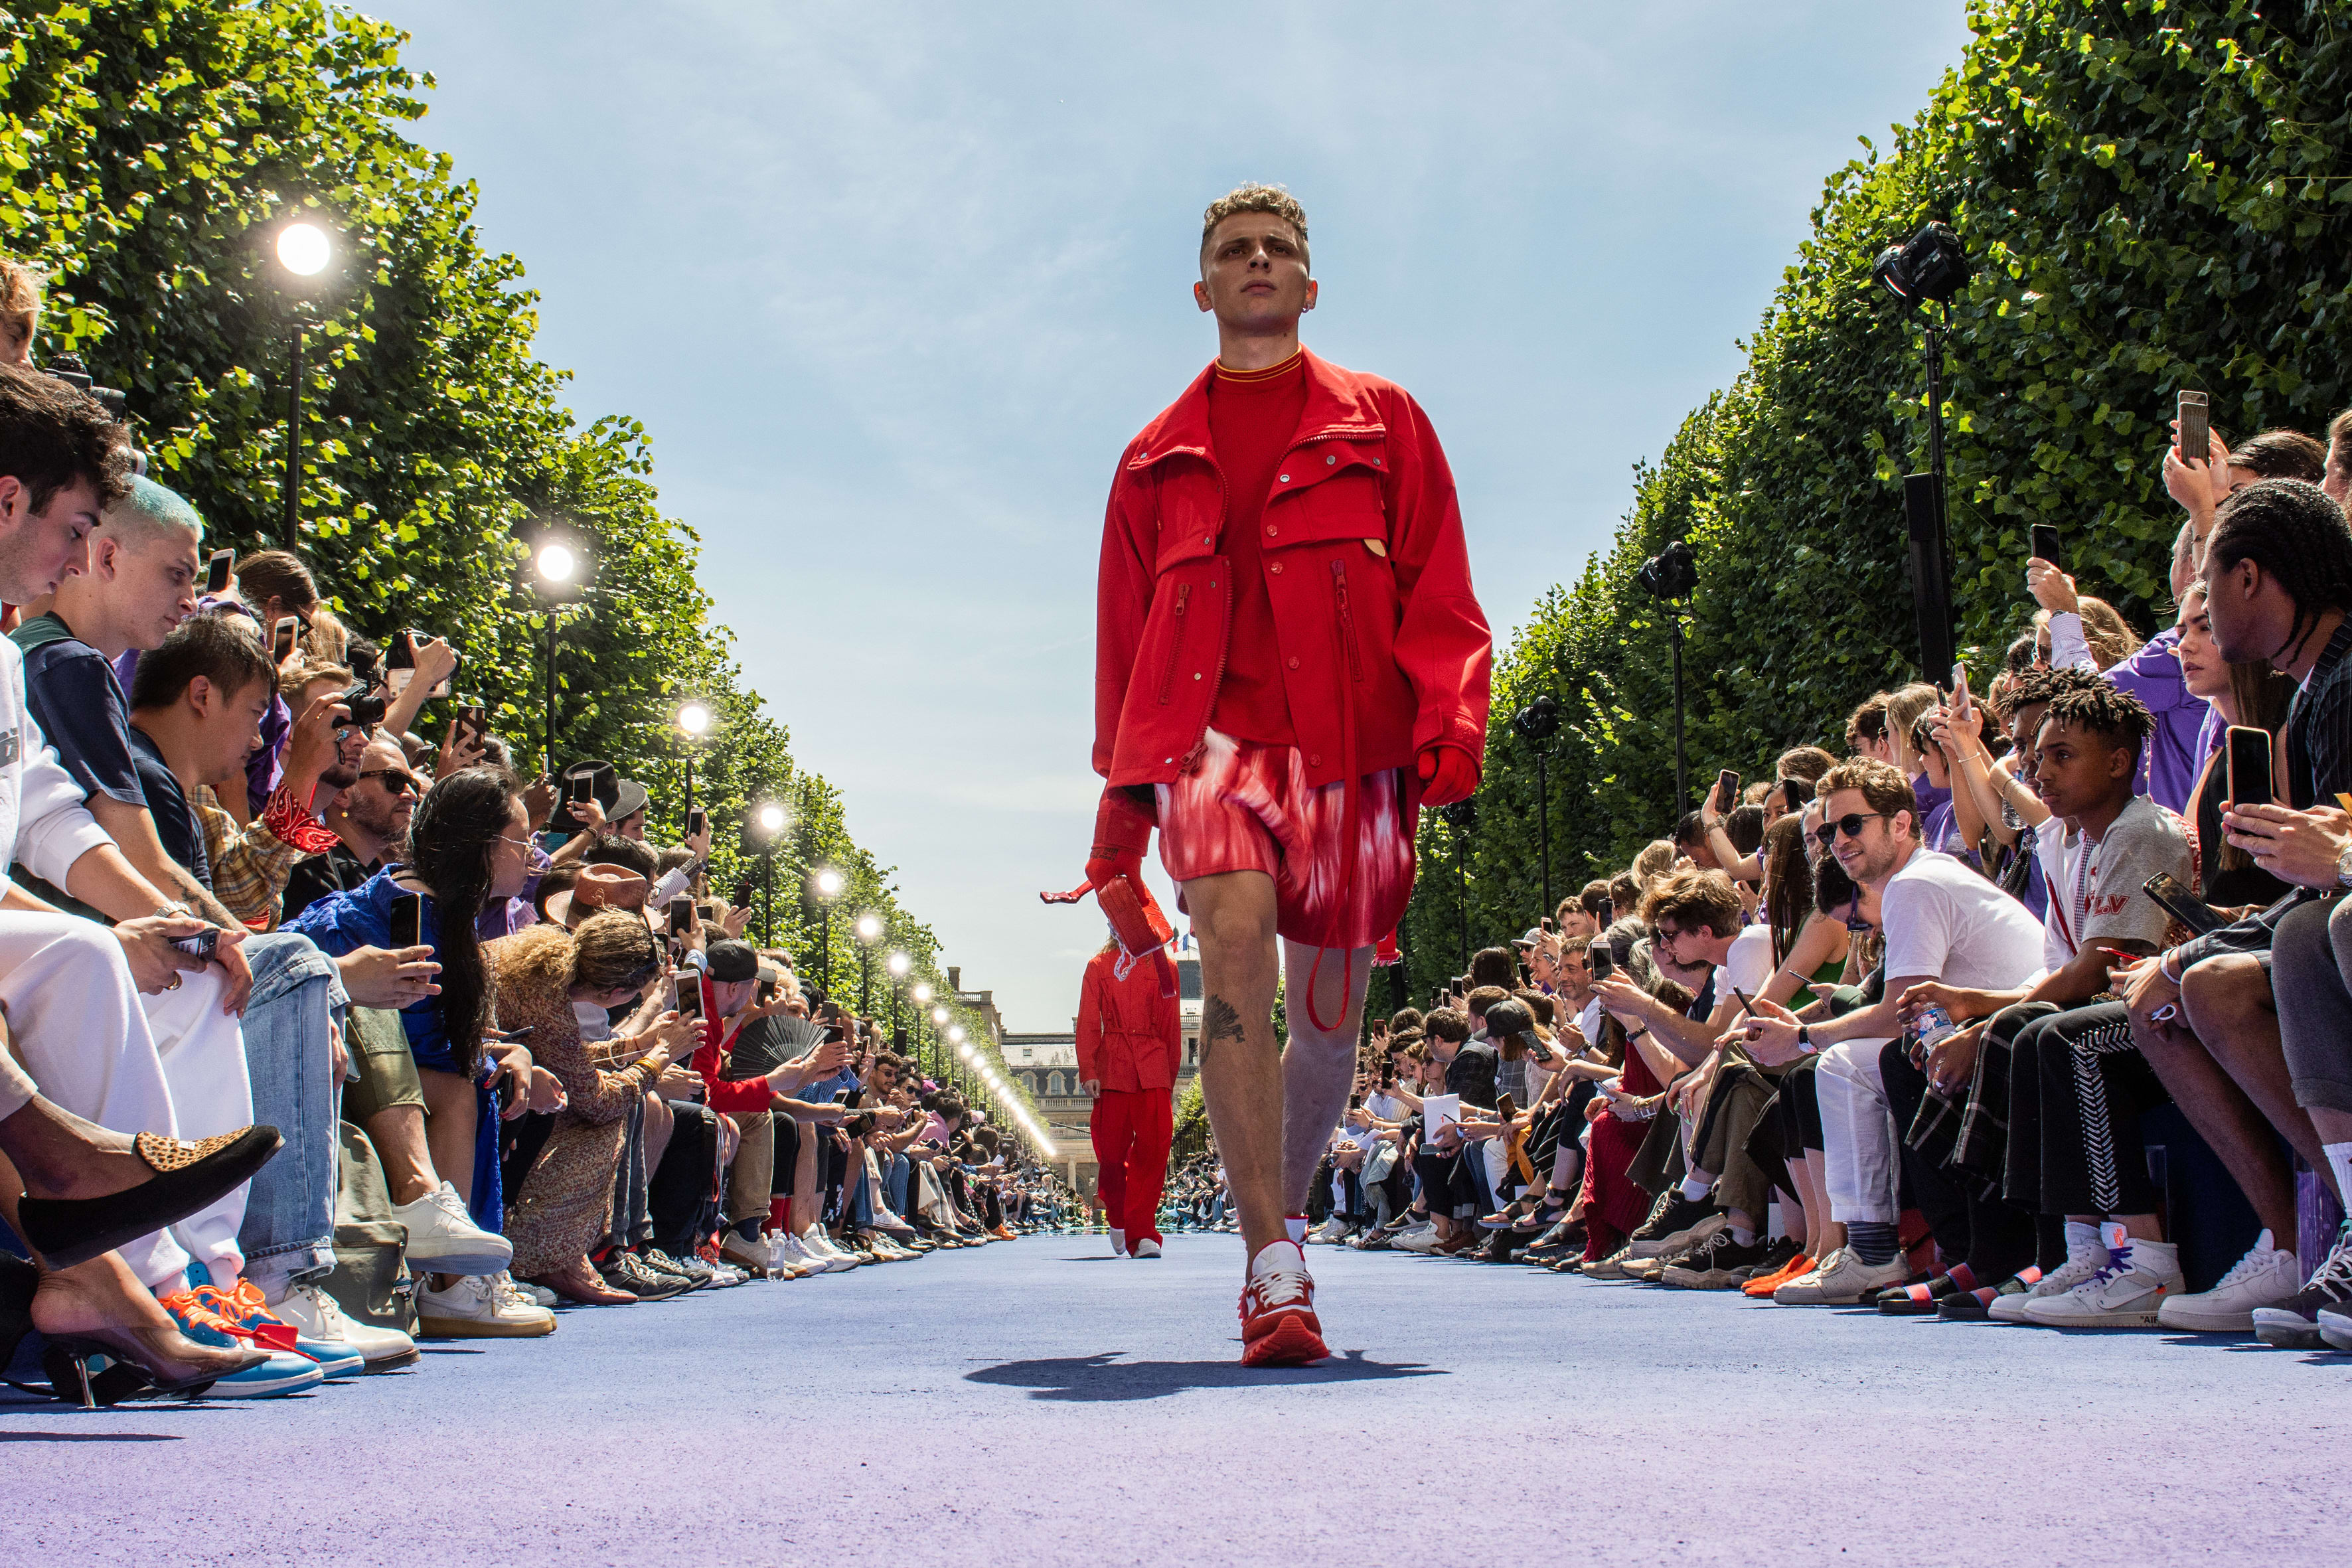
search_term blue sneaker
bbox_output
[178,1261,364,1379]
[155,1287,326,1397]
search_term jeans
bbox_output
[886,1151,912,1217]
[232,931,347,1290]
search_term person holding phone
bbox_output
[2115,478,2352,1344]
[284,767,553,1336]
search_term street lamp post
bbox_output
[813,868,844,994]
[272,220,331,548]
[929,1004,949,1079]
[531,538,580,775]
[854,915,882,1013]
[751,801,786,947]
[674,700,713,826]
[886,951,911,1035]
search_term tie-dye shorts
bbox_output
[1154,729,1418,952]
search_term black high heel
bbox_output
[0,1251,261,1406]
[17,1125,281,1269]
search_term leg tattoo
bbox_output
[1200,994,1248,1068]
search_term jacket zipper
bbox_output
[1333,559,1363,682]
[1156,582,1193,704]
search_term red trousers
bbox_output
[1091,1087,1174,1250]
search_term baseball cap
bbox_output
[706,939,759,984]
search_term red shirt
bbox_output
[1205,352,1308,744]
[1075,944,1182,1093]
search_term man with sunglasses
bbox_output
[283,734,418,925]
[1743,757,2041,1304]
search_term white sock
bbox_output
[1679,1174,1711,1203]
[2065,1219,2107,1265]
[1730,1224,1757,1247]
[1250,1239,1304,1279]
[2325,1142,2352,1215]
[1285,1214,1308,1245]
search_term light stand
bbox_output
[1873,221,1972,681]
[747,802,786,947]
[1440,799,1476,973]
[1512,694,1560,924]
[528,536,583,775]
[1636,542,1697,815]
[812,868,844,995]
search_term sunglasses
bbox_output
[356,767,425,797]
[1813,811,1891,846]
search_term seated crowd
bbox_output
[0,293,1069,1403]
[1308,400,2352,1352]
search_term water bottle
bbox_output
[1914,1002,1957,1053]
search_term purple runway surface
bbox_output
[3,1232,2346,1565]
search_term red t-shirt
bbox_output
[1205,351,1308,745]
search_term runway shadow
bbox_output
[967,1349,1443,1402]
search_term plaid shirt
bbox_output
[196,783,340,931]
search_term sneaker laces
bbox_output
[289,1281,347,1332]
[2310,1223,2352,1294]
[1246,1265,1311,1311]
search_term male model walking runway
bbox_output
[1086,184,1490,1364]
[1079,934,1182,1259]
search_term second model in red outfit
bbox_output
[1077,938,1182,1259]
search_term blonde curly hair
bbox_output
[1201,183,1308,258]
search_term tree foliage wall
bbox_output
[0,0,1042,1123]
[1399,0,2352,1003]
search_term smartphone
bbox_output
[668,895,693,936]
[271,615,299,664]
[569,775,593,805]
[385,629,416,694]
[1715,768,1739,813]
[204,548,234,596]
[1539,915,1555,934]
[170,925,220,963]
[2030,522,2063,570]
[2143,872,2227,937]
[388,892,424,951]
[2177,389,2211,470]
[1780,777,1805,813]
[1588,945,1614,982]
[732,874,755,909]
[688,807,708,838]
[1729,986,1755,1013]
[2226,724,2274,809]
[1952,661,1971,708]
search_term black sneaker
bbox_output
[599,1251,686,1300]
[637,1247,703,1289]
[1476,1230,1520,1264]
[2253,1223,2352,1347]
[1745,1235,1802,1281]
[1630,1188,1711,1243]
[1659,1229,1770,1289]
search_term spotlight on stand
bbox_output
[1438,798,1477,973]
[1871,220,1972,683]
[1635,540,1698,813]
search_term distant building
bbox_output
[1006,949,1202,1201]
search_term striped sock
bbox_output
[1847,1220,1899,1265]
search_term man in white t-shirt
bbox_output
[1745,757,2041,1302]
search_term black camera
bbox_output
[42,354,128,421]
[1636,541,1698,601]
[1439,798,1478,830]
[1872,221,1972,308]
[338,682,388,731]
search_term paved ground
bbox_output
[4,1232,2347,1565]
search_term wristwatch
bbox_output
[1796,1024,1816,1054]
[2336,842,2352,890]
[153,902,194,921]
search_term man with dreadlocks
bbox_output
[2112,477,2352,1342]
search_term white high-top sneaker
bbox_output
[1989,1221,2109,1322]
[2157,1229,2301,1331]
[2023,1223,2183,1328]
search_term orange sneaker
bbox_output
[1237,1241,1328,1367]
[1743,1253,1813,1297]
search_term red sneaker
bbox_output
[1237,1242,1329,1367]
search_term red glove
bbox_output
[1085,785,1156,894]
[1417,744,1479,807]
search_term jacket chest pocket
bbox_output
[1265,443,1388,553]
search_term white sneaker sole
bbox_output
[416,1311,557,1339]
[2156,1301,2262,1332]
[402,1240,517,1276]
[2319,1315,2352,1352]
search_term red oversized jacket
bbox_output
[1075,944,1182,1094]
[1093,349,1491,793]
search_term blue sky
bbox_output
[390,2,1973,1030]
